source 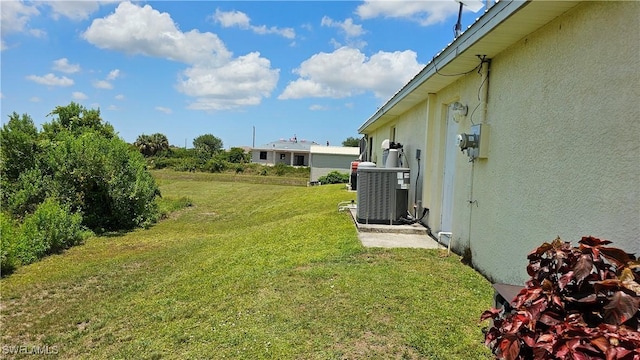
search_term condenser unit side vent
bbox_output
[356,166,409,225]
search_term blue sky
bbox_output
[1,0,484,149]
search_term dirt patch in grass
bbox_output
[336,331,422,359]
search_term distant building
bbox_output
[309,145,360,183]
[250,139,317,166]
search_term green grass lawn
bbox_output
[0,171,494,359]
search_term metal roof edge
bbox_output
[357,0,529,133]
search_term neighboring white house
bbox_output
[358,1,639,285]
[309,145,360,183]
[251,139,317,166]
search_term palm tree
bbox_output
[135,133,170,157]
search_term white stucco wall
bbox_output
[363,104,430,215]
[361,1,639,285]
[467,1,639,284]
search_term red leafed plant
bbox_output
[481,236,640,360]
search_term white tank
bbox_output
[385,149,399,168]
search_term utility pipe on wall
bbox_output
[467,56,491,260]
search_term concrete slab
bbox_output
[358,232,442,249]
[344,208,443,249]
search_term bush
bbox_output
[173,158,198,172]
[38,131,160,231]
[318,171,349,184]
[481,236,640,360]
[202,158,228,173]
[14,198,90,266]
[5,168,49,218]
[274,162,288,176]
[1,213,19,275]
[2,103,161,234]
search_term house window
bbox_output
[280,153,286,160]
[294,155,305,166]
[259,151,267,160]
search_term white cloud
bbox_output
[30,96,41,102]
[212,9,295,39]
[84,2,279,111]
[321,17,365,38]
[93,80,113,89]
[1,0,40,34]
[177,52,279,111]
[155,106,172,114]
[72,91,88,100]
[83,2,232,66]
[212,9,250,28]
[53,58,81,73]
[115,94,125,100]
[45,1,101,21]
[279,47,423,100]
[107,104,118,111]
[106,69,120,80]
[309,104,329,111]
[356,0,460,26]
[29,28,46,38]
[1,0,45,47]
[26,73,74,87]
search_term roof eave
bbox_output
[358,0,580,134]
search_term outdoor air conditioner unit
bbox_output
[356,163,410,225]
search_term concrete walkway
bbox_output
[345,208,442,249]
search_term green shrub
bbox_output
[148,157,182,170]
[1,213,19,275]
[15,198,90,265]
[274,162,288,176]
[202,158,228,173]
[6,168,49,218]
[174,158,198,172]
[318,171,349,184]
[38,131,160,232]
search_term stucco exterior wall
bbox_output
[251,150,309,166]
[361,1,639,285]
[251,150,274,165]
[364,103,430,215]
[464,1,639,284]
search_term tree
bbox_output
[227,147,249,163]
[193,134,223,160]
[3,103,160,232]
[0,113,39,184]
[135,133,169,157]
[342,136,361,147]
[43,102,115,139]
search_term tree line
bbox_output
[132,133,310,178]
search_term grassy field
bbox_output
[0,170,494,359]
